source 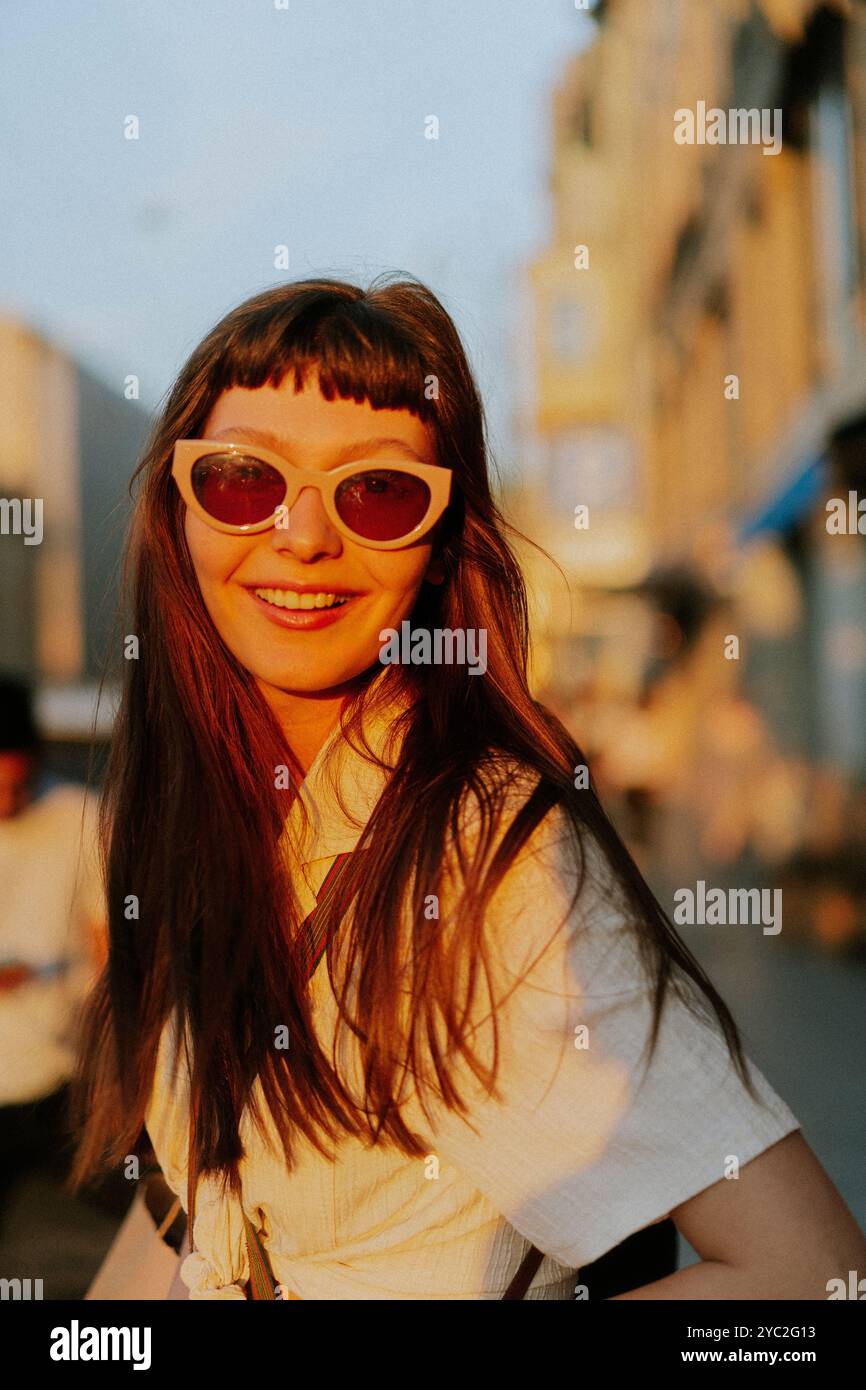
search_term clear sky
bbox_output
[0,1,595,469]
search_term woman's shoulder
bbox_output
[455,750,555,834]
[447,752,641,990]
[454,752,614,896]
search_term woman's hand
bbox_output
[612,1131,866,1299]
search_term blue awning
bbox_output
[739,454,827,542]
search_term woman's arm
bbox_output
[612,1131,866,1299]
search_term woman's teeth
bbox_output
[254,588,352,611]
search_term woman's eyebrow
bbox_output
[208,425,428,464]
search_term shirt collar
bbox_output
[283,670,415,866]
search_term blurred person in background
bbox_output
[0,676,105,1239]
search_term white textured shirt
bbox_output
[0,784,103,1105]
[145,687,800,1299]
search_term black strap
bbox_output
[502,1242,544,1300]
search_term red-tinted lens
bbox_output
[334,469,431,541]
[190,453,285,526]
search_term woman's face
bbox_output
[184,373,443,701]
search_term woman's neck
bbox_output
[255,676,364,776]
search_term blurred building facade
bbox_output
[0,319,147,754]
[517,0,866,944]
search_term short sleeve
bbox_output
[410,802,801,1272]
[65,791,107,995]
[46,789,107,1039]
[144,1015,249,1299]
[72,791,106,931]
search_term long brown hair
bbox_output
[69,274,765,1231]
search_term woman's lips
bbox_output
[245,587,362,630]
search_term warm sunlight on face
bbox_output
[183,372,444,710]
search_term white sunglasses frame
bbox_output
[171,438,453,551]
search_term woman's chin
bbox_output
[253,663,381,698]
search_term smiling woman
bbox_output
[68,274,866,1300]
[174,374,450,758]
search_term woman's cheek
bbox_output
[185,511,251,583]
[366,546,434,617]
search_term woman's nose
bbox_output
[269,485,342,562]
